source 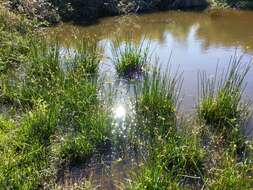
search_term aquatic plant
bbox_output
[57,77,111,162]
[72,39,101,75]
[197,56,252,144]
[129,62,205,189]
[129,126,205,190]
[111,38,150,78]
[135,62,183,141]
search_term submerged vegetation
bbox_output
[0,1,253,189]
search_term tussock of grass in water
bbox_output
[1,37,101,107]
[129,124,205,190]
[135,62,183,141]
[73,39,101,75]
[197,56,252,144]
[57,77,111,162]
[111,38,150,78]
[129,64,205,189]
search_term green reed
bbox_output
[135,61,183,141]
[111,37,150,78]
[197,55,252,144]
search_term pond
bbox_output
[48,9,253,189]
[49,9,253,110]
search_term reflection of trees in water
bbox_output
[196,10,253,52]
[48,10,253,53]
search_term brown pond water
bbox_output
[49,9,253,110]
[48,10,253,189]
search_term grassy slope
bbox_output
[0,4,110,189]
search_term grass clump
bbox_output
[0,37,101,108]
[72,39,101,75]
[111,38,150,78]
[197,56,252,144]
[130,64,205,190]
[57,77,111,162]
[136,63,183,141]
[129,128,205,190]
[0,36,110,188]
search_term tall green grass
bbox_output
[129,122,205,190]
[197,56,252,144]
[129,63,205,189]
[0,38,111,188]
[135,62,183,141]
[72,39,101,75]
[111,38,150,78]
[0,101,57,189]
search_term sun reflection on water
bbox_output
[114,105,126,119]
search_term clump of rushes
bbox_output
[73,39,101,75]
[130,63,205,189]
[57,76,111,162]
[130,127,205,190]
[111,38,150,78]
[136,62,183,141]
[197,56,252,144]
[0,40,64,109]
[0,37,101,108]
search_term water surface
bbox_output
[49,10,253,112]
